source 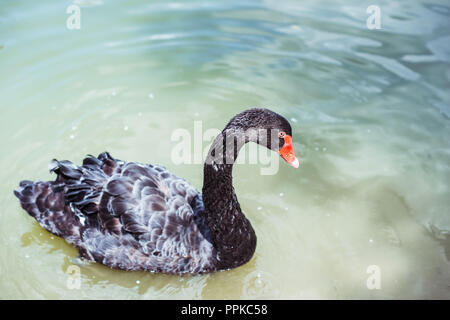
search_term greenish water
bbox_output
[1,0,449,299]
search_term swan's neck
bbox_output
[202,129,257,270]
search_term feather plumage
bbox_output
[15,152,217,274]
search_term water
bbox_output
[1,0,449,299]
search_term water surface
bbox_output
[0,0,449,299]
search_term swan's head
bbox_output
[226,108,299,168]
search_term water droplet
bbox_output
[71,125,77,131]
[315,147,319,151]
[112,91,117,96]
[290,117,298,123]
[243,271,277,298]
[284,207,289,211]
[257,206,262,211]
[322,147,327,152]
[51,236,54,240]
[70,134,75,139]
[25,255,30,259]
[138,112,142,117]
[124,125,129,131]
[279,192,284,197]
[136,280,140,284]
[369,238,374,243]
[148,93,154,99]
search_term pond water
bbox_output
[0,0,449,299]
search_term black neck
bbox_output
[201,129,257,270]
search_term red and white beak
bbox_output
[278,135,299,168]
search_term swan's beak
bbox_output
[278,135,299,168]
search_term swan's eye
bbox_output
[278,131,286,138]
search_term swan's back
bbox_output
[14,152,217,274]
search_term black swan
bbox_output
[14,108,299,274]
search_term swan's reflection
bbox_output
[21,222,264,298]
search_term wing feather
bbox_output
[16,152,217,273]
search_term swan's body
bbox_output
[16,153,218,273]
[14,108,298,274]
